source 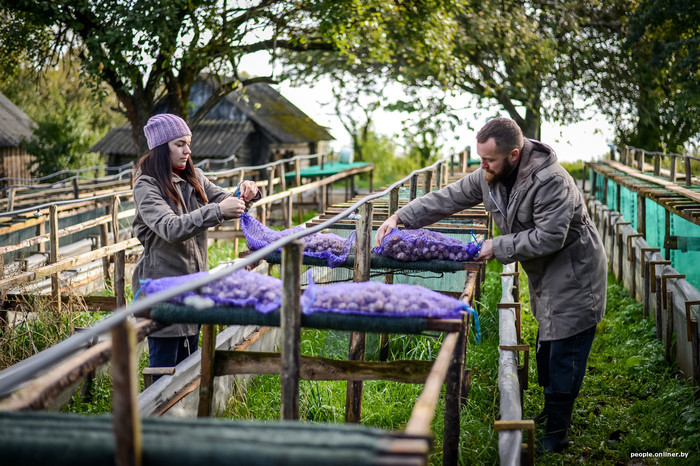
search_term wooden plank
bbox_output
[0,237,140,291]
[281,240,304,420]
[405,332,459,436]
[49,205,60,314]
[0,319,161,411]
[604,160,700,203]
[214,351,435,382]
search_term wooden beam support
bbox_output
[281,240,303,420]
[111,319,142,466]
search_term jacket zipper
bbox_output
[489,190,507,219]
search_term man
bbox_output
[375,117,606,453]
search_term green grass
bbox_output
[522,273,700,465]
[220,259,504,465]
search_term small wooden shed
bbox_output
[0,91,35,189]
[91,81,333,168]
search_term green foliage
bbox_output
[560,160,585,180]
[0,295,110,370]
[522,275,700,464]
[359,130,420,188]
[616,0,700,153]
[0,57,124,176]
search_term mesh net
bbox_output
[372,228,481,262]
[300,272,480,340]
[139,270,282,313]
[241,212,356,268]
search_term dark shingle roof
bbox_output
[0,91,35,147]
[228,83,333,144]
[90,120,254,158]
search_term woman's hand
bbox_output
[238,180,259,202]
[219,196,246,219]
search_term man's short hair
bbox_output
[476,118,524,155]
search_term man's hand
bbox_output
[477,239,495,261]
[375,214,402,247]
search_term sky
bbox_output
[241,52,615,164]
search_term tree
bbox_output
[616,0,699,152]
[0,56,125,176]
[0,0,422,156]
[448,0,633,139]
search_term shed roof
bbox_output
[228,82,333,144]
[90,120,254,158]
[0,91,35,148]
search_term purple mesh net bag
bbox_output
[139,269,282,313]
[372,228,481,262]
[241,212,356,268]
[300,272,480,341]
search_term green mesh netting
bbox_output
[619,185,637,231]
[590,171,700,290]
[0,411,420,466]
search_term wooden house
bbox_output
[0,91,36,189]
[91,81,333,168]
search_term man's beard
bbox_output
[484,158,515,184]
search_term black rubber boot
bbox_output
[538,400,573,454]
[532,408,547,425]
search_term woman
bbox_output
[132,113,259,372]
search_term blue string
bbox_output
[462,304,481,343]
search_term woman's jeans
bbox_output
[147,334,199,381]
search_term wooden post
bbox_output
[640,248,661,317]
[281,240,303,420]
[637,194,646,237]
[266,167,275,197]
[685,156,692,187]
[450,153,455,177]
[637,149,644,171]
[36,218,47,253]
[591,171,598,197]
[692,319,700,386]
[670,156,677,182]
[653,154,661,176]
[627,233,644,299]
[72,178,80,199]
[278,163,287,192]
[368,168,374,193]
[379,189,400,361]
[294,159,301,187]
[656,276,663,339]
[286,196,294,229]
[198,323,217,417]
[665,290,674,363]
[49,204,61,313]
[346,202,373,423]
[443,313,467,465]
[602,177,608,205]
[409,174,418,201]
[111,319,142,466]
[100,223,112,287]
[259,186,268,226]
[111,196,125,306]
[423,170,433,195]
[664,209,671,260]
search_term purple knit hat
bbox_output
[143,114,192,150]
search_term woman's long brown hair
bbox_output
[136,143,208,207]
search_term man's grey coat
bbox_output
[395,139,606,340]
